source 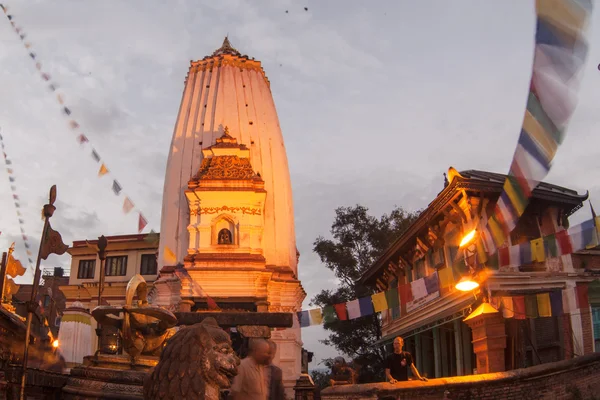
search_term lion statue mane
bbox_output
[144,317,240,400]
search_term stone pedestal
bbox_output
[464,303,507,373]
[294,374,315,400]
[62,354,157,399]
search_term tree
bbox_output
[311,205,420,383]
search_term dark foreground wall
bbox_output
[321,353,600,400]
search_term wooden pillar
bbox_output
[464,304,507,373]
[433,327,441,378]
[415,333,422,378]
[454,319,464,376]
[462,321,472,374]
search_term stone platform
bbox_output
[62,354,156,400]
[320,353,600,400]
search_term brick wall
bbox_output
[581,308,594,355]
[561,314,575,360]
[321,353,600,400]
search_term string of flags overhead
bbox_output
[0,3,149,234]
[0,130,35,267]
[481,0,592,252]
[297,217,600,328]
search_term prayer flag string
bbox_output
[0,129,35,267]
[295,217,599,328]
[0,3,150,233]
[481,0,593,251]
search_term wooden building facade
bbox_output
[360,168,599,378]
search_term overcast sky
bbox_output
[1,0,599,366]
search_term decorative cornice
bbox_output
[193,205,262,216]
[192,156,259,181]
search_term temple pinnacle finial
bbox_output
[212,36,241,57]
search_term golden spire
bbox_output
[212,36,241,57]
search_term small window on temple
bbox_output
[218,228,233,245]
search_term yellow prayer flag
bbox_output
[438,267,454,288]
[531,238,545,262]
[371,292,388,313]
[308,308,323,325]
[98,163,109,177]
[536,293,552,317]
[476,237,488,264]
[164,246,177,265]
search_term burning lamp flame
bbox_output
[459,229,477,248]
[52,339,59,348]
[455,276,480,292]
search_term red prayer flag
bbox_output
[576,284,589,310]
[333,303,348,321]
[498,247,510,266]
[399,283,413,304]
[138,213,148,233]
[556,230,573,255]
[206,296,220,310]
[513,296,526,320]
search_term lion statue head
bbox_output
[144,317,239,400]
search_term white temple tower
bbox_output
[155,38,306,393]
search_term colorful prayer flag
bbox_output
[438,267,454,288]
[513,296,526,320]
[384,287,399,310]
[502,297,514,318]
[525,295,538,318]
[399,282,413,304]
[371,292,388,313]
[77,134,88,144]
[322,305,336,324]
[123,197,134,214]
[568,219,596,252]
[424,272,439,294]
[499,247,510,267]
[297,311,310,327]
[69,120,80,129]
[550,291,563,316]
[536,293,551,317]
[358,296,374,317]
[531,238,545,262]
[138,213,148,233]
[333,303,348,321]
[63,106,71,115]
[346,299,360,320]
[556,230,573,255]
[309,308,323,325]
[98,164,109,176]
[112,180,122,195]
[91,149,100,162]
[410,278,427,300]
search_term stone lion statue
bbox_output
[144,317,240,400]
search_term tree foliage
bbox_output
[311,205,420,383]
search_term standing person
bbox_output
[230,339,271,400]
[266,340,286,400]
[385,336,428,383]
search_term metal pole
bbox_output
[19,216,50,400]
[0,252,7,303]
[95,236,108,353]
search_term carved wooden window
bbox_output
[414,259,426,280]
[140,254,157,275]
[77,259,95,279]
[218,228,233,245]
[105,256,128,276]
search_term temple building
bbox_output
[152,38,306,392]
[360,168,600,378]
[58,233,160,353]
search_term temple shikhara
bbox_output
[154,37,306,389]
